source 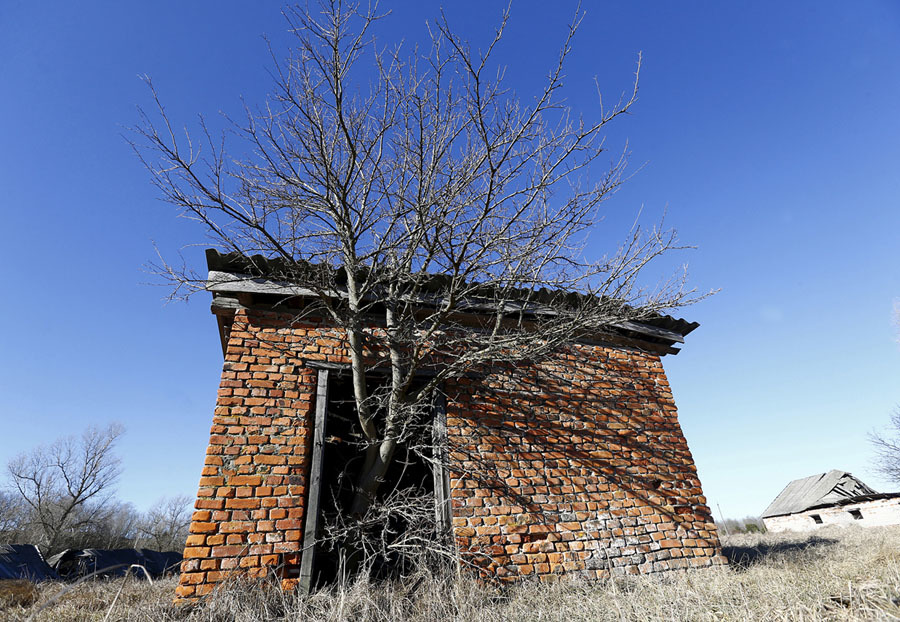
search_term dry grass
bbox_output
[7,526,900,621]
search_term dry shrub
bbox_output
[14,525,900,621]
[0,580,38,609]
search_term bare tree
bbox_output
[133,2,700,573]
[0,490,25,543]
[6,423,124,555]
[870,408,900,484]
[136,494,192,552]
[83,501,143,550]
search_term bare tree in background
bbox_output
[137,495,192,552]
[871,408,900,484]
[134,1,702,573]
[85,501,142,550]
[0,490,25,542]
[6,423,124,555]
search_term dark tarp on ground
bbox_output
[0,544,60,581]
[47,548,182,580]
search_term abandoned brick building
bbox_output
[176,250,724,600]
[762,470,900,532]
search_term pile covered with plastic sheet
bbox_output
[48,548,182,580]
[0,544,59,581]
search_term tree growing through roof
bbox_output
[133,1,700,573]
[6,423,124,555]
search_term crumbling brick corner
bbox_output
[175,310,320,600]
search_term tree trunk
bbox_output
[349,301,403,517]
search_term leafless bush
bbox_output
[134,495,192,553]
[64,500,142,551]
[308,391,456,581]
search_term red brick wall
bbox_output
[446,347,723,580]
[176,309,325,599]
[176,309,723,599]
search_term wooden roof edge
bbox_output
[760,470,881,518]
[764,491,900,518]
[206,250,700,350]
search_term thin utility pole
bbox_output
[716,503,730,535]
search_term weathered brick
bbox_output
[220,521,252,534]
[189,522,217,534]
[229,475,262,486]
[184,534,206,547]
[174,584,196,598]
[211,545,246,557]
[254,455,286,465]
[226,498,260,510]
[274,518,303,530]
[191,511,212,522]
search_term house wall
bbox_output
[176,308,724,600]
[763,497,900,533]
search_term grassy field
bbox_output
[6,526,900,621]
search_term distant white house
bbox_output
[761,470,900,533]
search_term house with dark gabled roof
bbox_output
[762,470,900,532]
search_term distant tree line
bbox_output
[1,424,191,556]
[716,516,767,535]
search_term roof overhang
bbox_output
[205,249,699,357]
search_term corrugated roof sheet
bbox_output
[761,470,879,518]
[205,249,700,339]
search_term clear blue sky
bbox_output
[1,2,898,520]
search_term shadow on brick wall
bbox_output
[444,343,721,576]
[448,346,711,525]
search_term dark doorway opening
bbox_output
[310,371,437,588]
